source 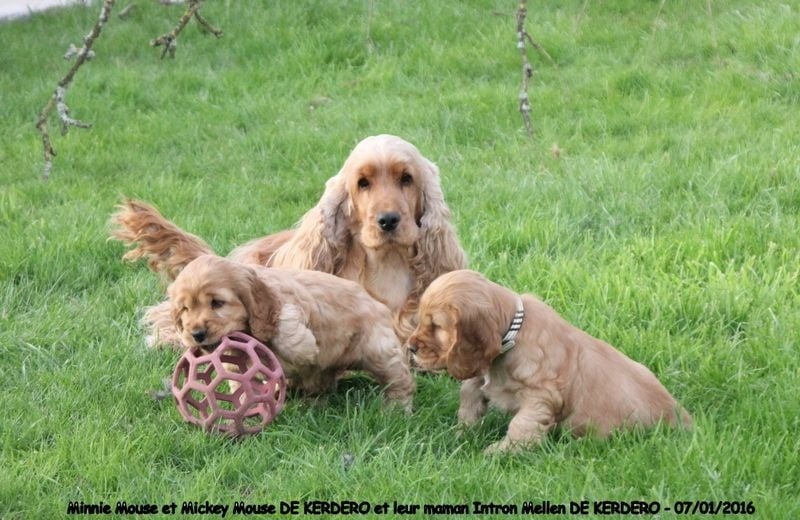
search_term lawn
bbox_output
[1,0,798,518]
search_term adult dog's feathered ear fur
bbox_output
[398,159,467,337]
[270,173,351,274]
[412,158,467,283]
[236,265,280,341]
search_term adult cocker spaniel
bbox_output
[111,134,466,345]
[407,270,692,453]
[169,255,414,409]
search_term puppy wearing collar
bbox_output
[407,270,692,453]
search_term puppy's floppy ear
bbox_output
[236,265,280,341]
[170,302,184,332]
[445,307,502,380]
[167,282,184,332]
[271,172,351,274]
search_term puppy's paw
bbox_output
[483,441,507,455]
[382,398,413,416]
[483,439,532,455]
[455,421,475,438]
[457,410,484,427]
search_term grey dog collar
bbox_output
[500,296,524,353]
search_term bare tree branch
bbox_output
[34,0,223,179]
[55,86,92,134]
[150,0,221,59]
[150,0,197,58]
[63,43,95,60]
[194,9,222,37]
[514,1,555,136]
[35,0,115,180]
[516,0,534,135]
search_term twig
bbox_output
[150,0,199,58]
[150,0,221,59]
[524,33,556,67]
[118,3,135,19]
[35,0,115,180]
[55,86,92,134]
[516,0,534,135]
[194,9,223,37]
[63,43,95,60]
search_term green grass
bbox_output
[1,0,798,517]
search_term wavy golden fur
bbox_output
[110,135,466,343]
[408,270,692,453]
[169,255,414,409]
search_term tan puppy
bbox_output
[168,254,414,411]
[408,270,691,453]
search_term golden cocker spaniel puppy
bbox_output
[111,135,466,345]
[407,270,692,453]
[169,254,414,410]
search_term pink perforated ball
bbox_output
[171,332,286,437]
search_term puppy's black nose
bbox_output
[377,211,401,232]
[407,341,418,354]
[191,330,207,343]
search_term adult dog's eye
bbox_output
[357,178,370,190]
[211,299,224,309]
[400,172,413,186]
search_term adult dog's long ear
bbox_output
[445,307,502,381]
[271,172,351,274]
[237,266,280,341]
[411,158,467,292]
[396,158,468,339]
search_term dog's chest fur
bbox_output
[480,350,558,416]
[360,247,414,313]
[481,362,527,415]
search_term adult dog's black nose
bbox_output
[191,330,207,343]
[377,211,401,232]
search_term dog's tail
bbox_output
[109,198,214,281]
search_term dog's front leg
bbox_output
[457,377,488,426]
[360,327,415,414]
[484,400,554,454]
